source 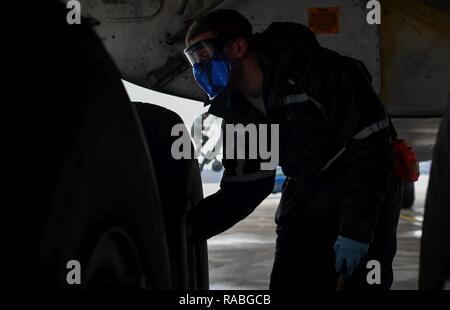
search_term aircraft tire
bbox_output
[31,14,172,289]
[401,180,415,209]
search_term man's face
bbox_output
[185,31,249,89]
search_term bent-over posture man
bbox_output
[184,9,401,289]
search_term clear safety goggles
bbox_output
[184,38,225,67]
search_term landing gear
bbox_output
[211,159,223,172]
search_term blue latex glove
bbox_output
[334,236,369,275]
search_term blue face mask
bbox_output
[192,52,231,100]
[184,39,231,100]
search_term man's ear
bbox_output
[234,38,248,59]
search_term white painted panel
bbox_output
[79,0,380,100]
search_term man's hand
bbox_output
[334,235,369,275]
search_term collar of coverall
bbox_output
[205,49,278,119]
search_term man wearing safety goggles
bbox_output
[184,39,232,101]
[185,9,401,290]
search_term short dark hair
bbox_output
[186,9,253,43]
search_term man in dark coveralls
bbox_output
[184,9,401,289]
